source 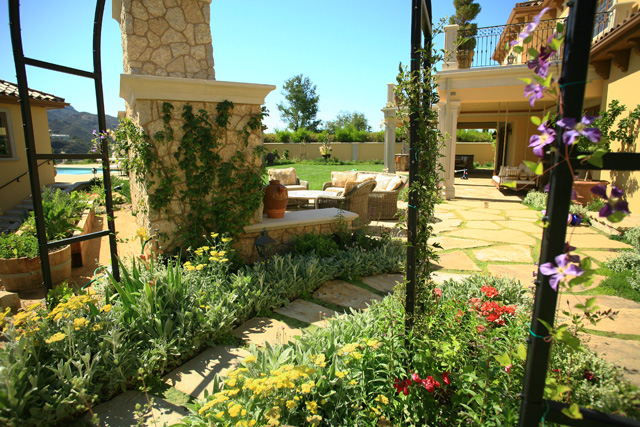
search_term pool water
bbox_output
[55,167,103,175]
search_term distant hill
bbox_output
[48,106,119,154]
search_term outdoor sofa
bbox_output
[267,167,309,191]
[492,163,538,190]
[322,171,408,220]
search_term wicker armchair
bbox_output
[317,180,376,225]
[322,172,408,220]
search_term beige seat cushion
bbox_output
[356,173,377,183]
[269,167,298,186]
[374,175,394,192]
[324,187,343,194]
[331,171,359,187]
[285,184,307,191]
[385,175,404,191]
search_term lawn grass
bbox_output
[575,268,640,303]
[584,328,640,342]
[266,162,385,190]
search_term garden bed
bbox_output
[71,207,97,268]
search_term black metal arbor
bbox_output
[406,0,640,426]
[9,0,120,292]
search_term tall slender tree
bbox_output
[277,75,321,132]
[449,0,481,51]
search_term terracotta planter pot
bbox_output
[456,50,475,69]
[264,180,288,218]
[0,245,72,294]
[573,180,609,206]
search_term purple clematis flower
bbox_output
[510,7,551,46]
[524,82,547,107]
[556,116,602,146]
[591,185,630,220]
[527,45,556,78]
[540,253,584,291]
[529,122,556,157]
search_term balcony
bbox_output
[442,12,612,70]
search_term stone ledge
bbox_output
[120,74,275,108]
[244,208,358,233]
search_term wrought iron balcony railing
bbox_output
[454,12,611,69]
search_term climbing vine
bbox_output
[112,101,267,250]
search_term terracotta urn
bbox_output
[264,180,288,218]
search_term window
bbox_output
[593,0,614,38]
[0,112,12,158]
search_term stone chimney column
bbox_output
[114,0,215,80]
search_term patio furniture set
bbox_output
[267,168,408,223]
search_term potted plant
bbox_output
[450,0,481,69]
[319,141,332,159]
[0,188,89,295]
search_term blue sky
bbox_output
[0,1,514,133]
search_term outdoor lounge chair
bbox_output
[317,180,376,225]
[492,163,538,191]
[267,167,309,191]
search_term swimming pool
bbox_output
[55,166,103,175]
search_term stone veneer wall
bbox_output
[117,0,215,79]
[127,99,263,251]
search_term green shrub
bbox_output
[372,130,385,142]
[264,133,277,143]
[0,232,39,258]
[456,129,493,142]
[292,232,339,258]
[292,128,311,143]
[624,226,640,251]
[523,190,547,211]
[605,250,640,272]
[586,197,606,212]
[275,129,292,143]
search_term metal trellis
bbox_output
[9,0,120,294]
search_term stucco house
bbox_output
[435,0,640,211]
[0,79,68,215]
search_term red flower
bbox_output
[476,325,486,333]
[504,364,512,374]
[412,372,421,382]
[442,372,451,385]
[420,376,441,393]
[480,285,499,298]
[393,378,412,396]
[433,288,442,299]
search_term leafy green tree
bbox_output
[325,111,371,134]
[277,75,321,132]
[449,0,481,50]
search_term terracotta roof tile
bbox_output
[0,79,65,103]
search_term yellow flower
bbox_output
[45,332,66,343]
[228,403,242,417]
[300,380,315,393]
[92,323,103,332]
[227,378,237,387]
[0,307,11,329]
[211,233,219,238]
[222,237,232,242]
[306,400,318,414]
[220,258,229,263]
[101,304,113,313]
[366,339,379,347]
[350,351,363,360]
[243,355,257,364]
[335,370,349,378]
[311,354,326,368]
[349,379,357,386]
[306,415,322,426]
[286,400,296,409]
[26,302,41,312]
[73,317,89,330]
[185,266,196,271]
[201,246,210,251]
[196,264,205,270]
[136,228,150,241]
[375,394,389,405]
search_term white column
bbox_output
[443,25,459,71]
[382,83,398,173]
[438,101,460,200]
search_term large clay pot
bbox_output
[264,180,288,218]
[456,50,475,69]
[0,245,72,294]
[573,180,609,206]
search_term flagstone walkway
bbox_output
[84,176,640,426]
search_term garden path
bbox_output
[83,175,640,425]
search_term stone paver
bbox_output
[163,346,249,399]
[85,390,187,427]
[464,220,503,230]
[313,280,383,310]
[569,234,633,250]
[473,245,534,263]
[434,251,481,271]
[275,299,337,327]
[579,250,620,264]
[469,208,504,215]
[446,229,538,246]
[581,334,640,387]
[558,295,640,336]
[505,209,542,220]
[430,236,492,250]
[361,274,404,293]
[500,220,544,235]
[432,272,471,284]
[233,318,302,347]
[487,264,537,286]
[458,211,506,221]
[566,225,600,235]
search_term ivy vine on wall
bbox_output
[112,101,267,250]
